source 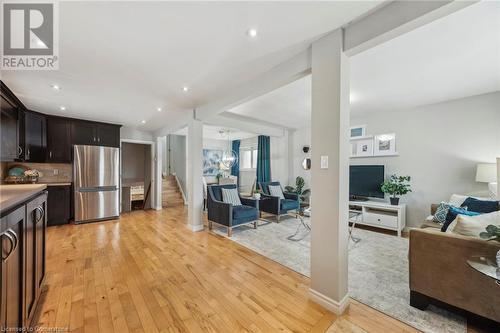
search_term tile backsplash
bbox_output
[4,162,72,183]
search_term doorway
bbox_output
[121,141,154,212]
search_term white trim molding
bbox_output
[187,224,204,232]
[309,288,350,315]
[172,173,187,205]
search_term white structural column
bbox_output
[309,29,350,314]
[187,114,204,231]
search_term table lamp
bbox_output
[475,163,497,199]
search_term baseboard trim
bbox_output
[309,288,350,315]
[187,224,204,232]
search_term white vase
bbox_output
[254,193,261,200]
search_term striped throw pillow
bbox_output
[268,185,285,199]
[221,188,241,206]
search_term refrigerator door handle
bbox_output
[77,186,118,192]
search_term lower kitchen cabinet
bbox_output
[1,205,25,330]
[47,185,71,226]
[1,191,47,331]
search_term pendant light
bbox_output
[220,130,238,169]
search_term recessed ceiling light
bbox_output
[52,84,60,90]
[182,86,189,92]
[59,106,66,111]
[157,107,162,112]
[247,28,258,38]
[141,120,146,124]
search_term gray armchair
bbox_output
[207,184,259,236]
[258,181,300,222]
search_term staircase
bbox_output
[162,175,185,207]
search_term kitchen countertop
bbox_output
[0,184,47,214]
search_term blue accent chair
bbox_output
[207,184,259,237]
[258,181,300,222]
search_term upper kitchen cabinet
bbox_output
[1,82,24,162]
[23,111,47,162]
[71,120,120,147]
[46,117,71,163]
[96,123,120,147]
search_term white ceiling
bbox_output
[0,1,381,132]
[226,1,500,129]
[173,124,256,141]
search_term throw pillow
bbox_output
[441,206,480,232]
[460,197,499,214]
[452,211,500,237]
[221,188,241,206]
[448,194,491,207]
[433,202,453,224]
[268,185,285,199]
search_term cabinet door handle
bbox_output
[93,137,96,142]
[7,229,18,253]
[18,146,23,157]
[36,206,45,223]
[1,231,15,261]
[49,151,52,158]
[97,137,100,142]
[27,148,30,159]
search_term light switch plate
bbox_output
[53,169,58,175]
[320,155,328,169]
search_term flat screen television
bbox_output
[350,165,385,200]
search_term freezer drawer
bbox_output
[74,190,119,223]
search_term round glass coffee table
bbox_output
[287,207,310,241]
[467,255,500,285]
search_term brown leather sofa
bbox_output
[409,206,500,324]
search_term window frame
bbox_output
[239,147,258,171]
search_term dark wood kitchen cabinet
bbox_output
[1,205,25,330]
[46,117,71,163]
[24,194,47,325]
[47,185,71,226]
[1,191,47,331]
[23,111,47,162]
[1,82,24,162]
[71,120,120,147]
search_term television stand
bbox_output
[348,200,406,237]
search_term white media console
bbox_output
[349,200,406,236]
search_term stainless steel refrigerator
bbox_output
[74,145,120,223]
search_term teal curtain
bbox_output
[230,140,240,179]
[257,135,271,183]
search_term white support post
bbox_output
[309,29,350,314]
[187,113,204,232]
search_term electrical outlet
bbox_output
[53,169,59,175]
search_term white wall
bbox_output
[351,92,500,227]
[291,126,312,190]
[290,92,500,228]
[270,133,290,187]
[170,135,187,196]
[121,127,154,141]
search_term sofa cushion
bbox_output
[233,205,258,220]
[222,188,241,206]
[433,202,453,224]
[281,199,299,211]
[441,207,480,232]
[269,185,285,199]
[460,197,499,214]
[448,194,491,207]
[452,211,500,237]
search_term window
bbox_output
[240,148,258,170]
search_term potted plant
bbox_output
[24,169,41,183]
[479,225,500,267]
[285,176,311,204]
[381,174,411,205]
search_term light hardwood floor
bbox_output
[32,207,481,333]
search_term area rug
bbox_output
[213,216,466,333]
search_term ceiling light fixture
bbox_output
[141,120,146,124]
[182,86,189,92]
[247,28,258,38]
[59,106,66,111]
[157,107,162,112]
[52,84,61,90]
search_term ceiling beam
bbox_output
[195,49,311,121]
[204,112,286,138]
[343,0,478,56]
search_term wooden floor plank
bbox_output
[32,206,479,333]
